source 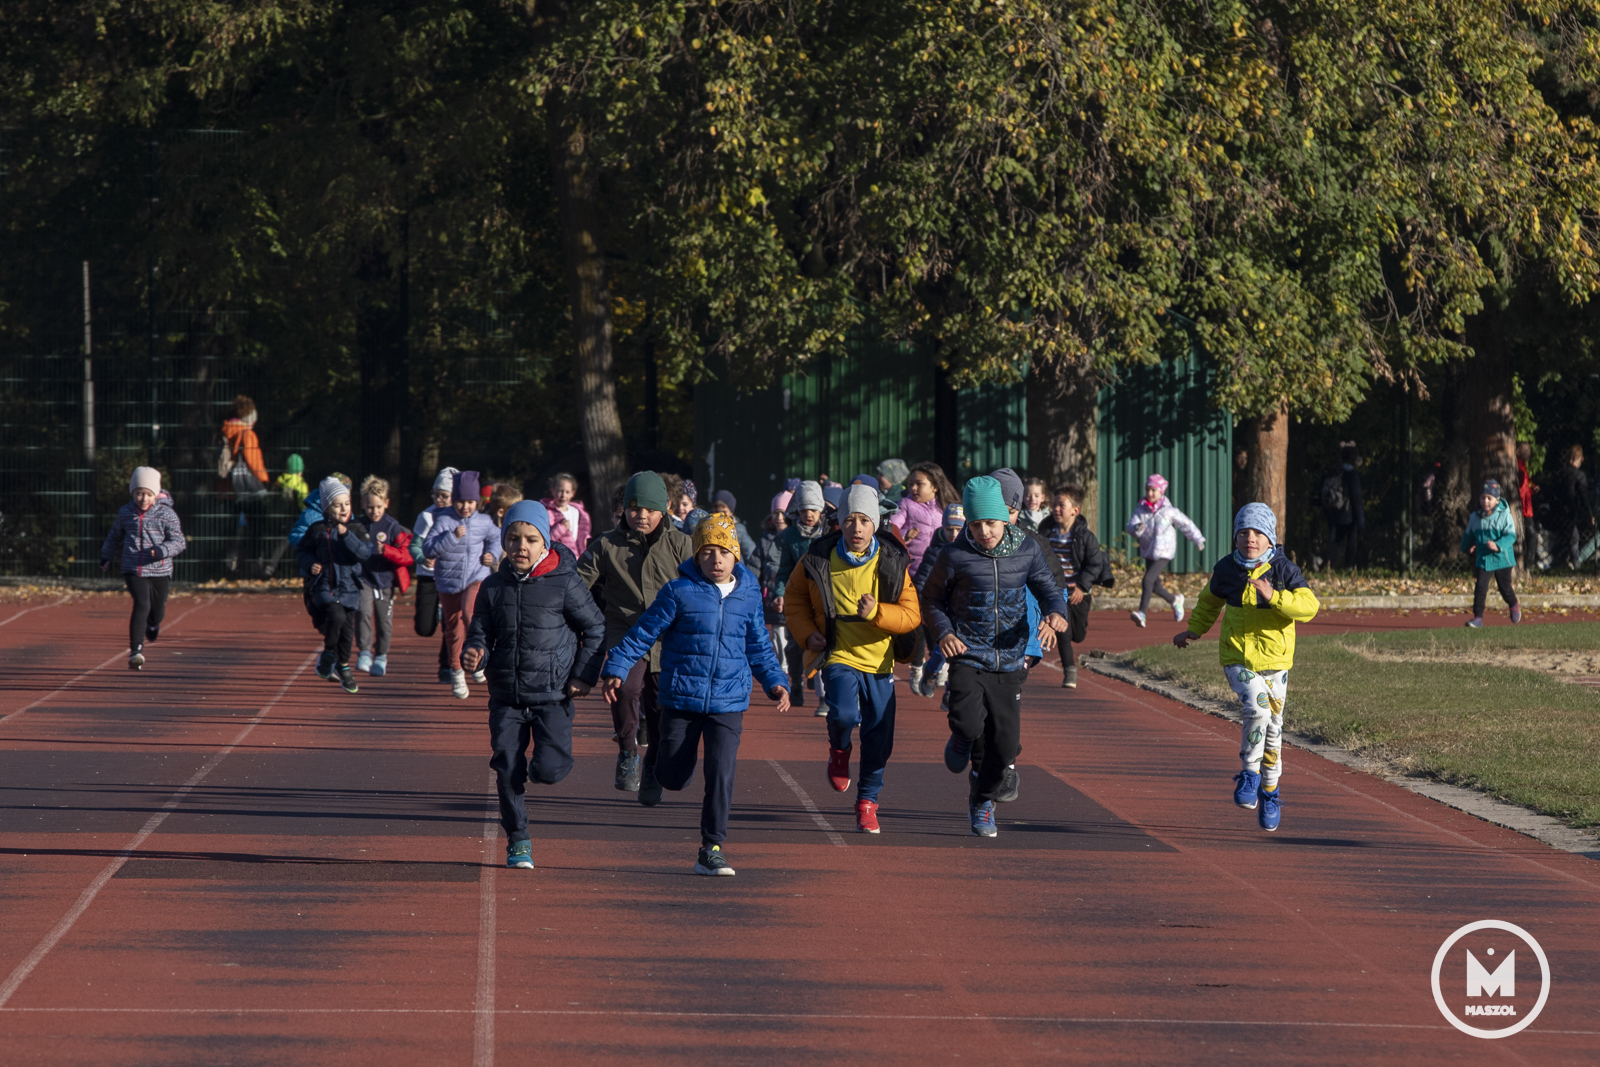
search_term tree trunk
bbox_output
[1462,308,1522,569]
[1236,400,1289,544]
[357,228,408,489]
[1427,362,1473,564]
[551,118,629,517]
[1025,356,1099,533]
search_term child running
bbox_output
[600,513,790,875]
[919,476,1069,838]
[1462,479,1521,627]
[354,476,412,677]
[462,501,605,870]
[412,468,458,683]
[1125,474,1206,627]
[423,471,501,700]
[785,483,921,833]
[101,466,187,670]
[889,462,958,696]
[1036,484,1113,689]
[297,476,375,693]
[772,480,828,710]
[541,473,590,555]
[1173,503,1319,832]
[911,502,967,700]
[1020,477,1051,530]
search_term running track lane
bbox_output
[0,597,1596,1065]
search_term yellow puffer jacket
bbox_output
[1186,553,1320,671]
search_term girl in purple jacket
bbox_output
[889,462,959,696]
[101,466,187,670]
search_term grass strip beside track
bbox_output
[1122,621,1600,830]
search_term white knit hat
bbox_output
[129,466,161,494]
[432,466,459,494]
[844,483,880,521]
[319,476,350,505]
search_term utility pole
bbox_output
[82,262,95,465]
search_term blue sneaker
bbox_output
[1233,770,1261,809]
[944,734,974,774]
[356,651,373,673]
[506,841,534,869]
[969,800,998,838]
[314,652,334,681]
[1258,784,1282,831]
[1465,617,1484,629]
[369,655,387,678]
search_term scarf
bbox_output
[838,536,878,568]
[967,523,1024,559]
[797,520,823,539]
[1232,545,1276,571]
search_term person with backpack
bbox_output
[220,395,270,574]
[101,466,187,671]
[1318,442,1365,569]
[784,483,922,834]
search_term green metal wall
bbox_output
[1096,352,1232,573]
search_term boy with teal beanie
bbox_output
[1462,479,1520,627]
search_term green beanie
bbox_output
[962,475,1009,523]
[623,470,670,512]
[286,453,304,474]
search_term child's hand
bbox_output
[1037,625,1057,651]
[1042,612,1068,632]
[857,594,877,620]
[310,563,323,576]
[336,523,348,536]
[424,558,437,568]
[453,525,466,539]
[773,595,784,613]
[1250,577,1274,603]
[461,647,484,672]
[480,552,495,567]
[1068,587,1084,605]
[1173,631,1195,649]
[100,560,110,573]
[805,632,826,652]
[771,686,790,714]
[1486,540,1499,553]
[939,633,968,657]
[567,680,592,698]
[905,526,920,542]
[600,676,623,703]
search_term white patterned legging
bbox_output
[1225,665,1287,790]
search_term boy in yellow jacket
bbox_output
[1174,503,1319,832]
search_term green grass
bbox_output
[1122,622,1600,829]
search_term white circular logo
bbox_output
[1430,920,1550,1038]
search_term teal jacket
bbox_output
[1461,500,1517,572]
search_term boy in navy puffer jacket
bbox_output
[919,476,1069,839]
[101,466,187,670]
[463,501,605,870]
[296,476,374,693]
[600,513,790,877]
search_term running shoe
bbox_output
[506,841,535,870]
[356,651,373,673]
[370,655,387,678]
[472,669,487,684]
[337,664,360,694]
[1233,770,1261,809]
[315,652,335,681]
[969,800,998,838]
[855,798,880,834]
[145,624,160,643]
[1130,610,1147,628]
[1061,666,1078,689]
[451,669,470,699]
[438,667,453,684]
[1464,617,1484,629]
[827,745,853,792]
[638,759,664,807]
[908,664,924,694]
[944,734,974,774]
[616,751,642,792]
[128,650,145,671]
[694,845,736,876]
[1258,784,1282,832]
[1510,604,1523,624]
[1173,593,1187,623]
[995,765,1020,803]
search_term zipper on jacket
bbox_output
[992,557,1000,671]
[136,510,144,577]
[704,584,728,714]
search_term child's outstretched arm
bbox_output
[1170,506,1206,548]
[599,586,681,699]
[1174,580,1225,648]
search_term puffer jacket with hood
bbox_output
[297,519,375,610]
[540,496,593,556]
[1185,551,1320,671]
[423,510,502,593]
[1126,498,1206,561]
[1460,499,1518,572]
[464,545,605,706]
[918,527,1070,673]
[102,500,187,578]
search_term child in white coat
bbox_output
[1125,473,1205,627]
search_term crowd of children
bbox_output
[99,452,1344,872]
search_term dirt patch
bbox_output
[1339,641,1600,677]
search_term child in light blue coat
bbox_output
[1461,479,1520,627]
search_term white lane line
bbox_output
[0,597,215,727]
[473,775,498,1067]
[0,593,72,627]
[3,1007,1595,1033]
[766,759,847,847]
[0,651,318,1009]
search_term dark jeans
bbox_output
[123,573,170,651]
[1473,568,1518,617]
[1058,593,1092,667]
[414,575,439,637]
[821,664,896,802]
[489,700,575,844]
[1139,558,1173,613]
[655,708,743,846]
[320,601,357,664]
[946,664,1024,804]
[612,660,661,757]
[1555,523,1592,569]
[1326,521,1359,568]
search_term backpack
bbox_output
[1319,471,1349,513]
[216,437,234,479]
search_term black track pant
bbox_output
[1058,593,1092,667]
[946,665,1024,804]
[123,574,170,652]
[321,602,357,664]
[1473,567,1518,617]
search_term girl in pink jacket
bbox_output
[889,462,960,695]
[540,473,592,556]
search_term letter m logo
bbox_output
[1466,950,1515,997]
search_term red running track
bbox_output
[0,594,1597,1065]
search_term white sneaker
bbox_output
[471,669,487,684]
[1130,610,1147,628]
[908,664,923,692]
[935,665,948,688]
[451,669,470,699]
[1173,594,1186,623]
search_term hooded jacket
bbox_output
[423,510,502,593]
[102,500,187,578]
[1185,552,1320,671]
[1036,514,1115,592]
[296,519,375,610]
[539,497,593,556]
[576,517,695,671]
[1125,499,1206,562]
[601,559,788,714]
[784,530,921,675]
[772,520,826,598]
[918,528,1070,673]
[221,416,269,488]
[889,495,946,578]
[1460,499,1517,572]
[464,545,606,706]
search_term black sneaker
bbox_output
[438,667,453,684]
[315,653,335,681]
[694,845,735,876]
[1061,666,1078,689]
[336,664,359,693]
[638,759,663,807]
[995,765,1020,803]
[616,751,642,792]
[145,624,160,643]
[128,650,145,670]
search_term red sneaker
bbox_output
[855,798,880,834]
[826,745,852,792]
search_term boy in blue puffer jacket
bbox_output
[918,476,1069,839]
[463,501,605,870]
[1462,479,1521,627]
[296,476,374,694]
[600,513,790,877]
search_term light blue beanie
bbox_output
[503,500,552,547]
[963,476,1009,523]
[1233,502,1277,544]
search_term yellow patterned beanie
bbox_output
[693,513,742,561]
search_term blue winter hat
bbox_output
[503,500,551,546]
[821,484,845,511]
[942,503,966,528]
[1481,479,1502,499]
[849,473,878,488]
[1233,502,1278,544]
[963,476,1009,523]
